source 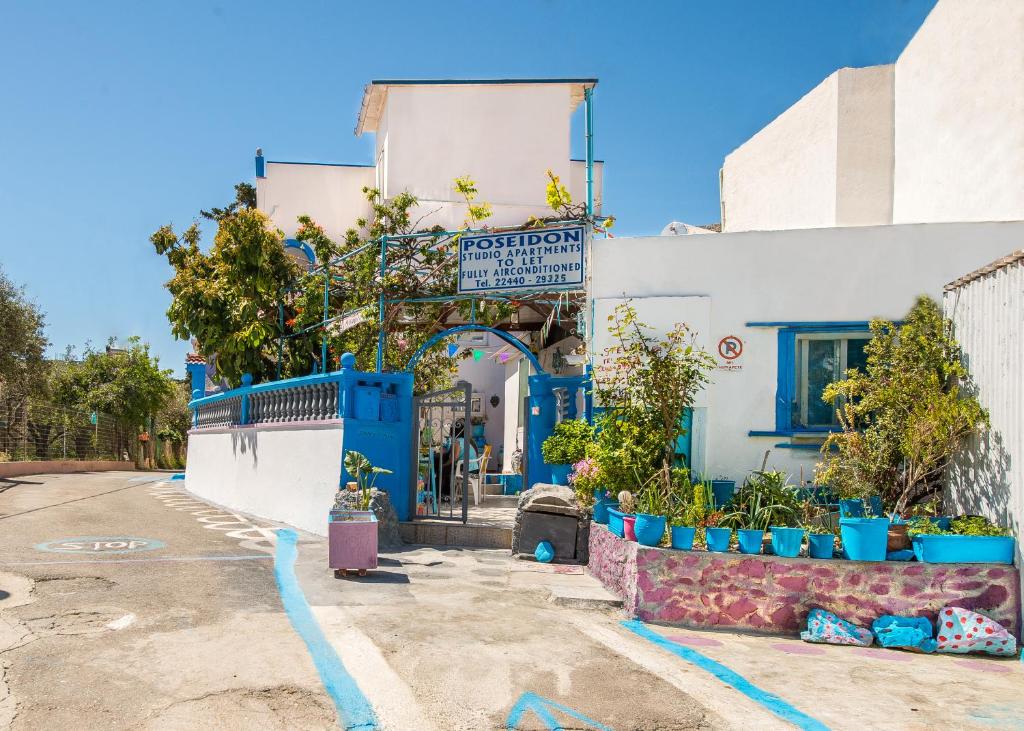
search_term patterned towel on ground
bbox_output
[800,608,873,647]
[935,607,1016,656]
[871,615,937,653]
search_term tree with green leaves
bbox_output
[592,302,715,499]
[51,337,175,463]
[0,266,49,459]
[151,187,309,385]
[0,265,48,398]
[816,295,988,513]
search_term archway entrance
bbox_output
[406,325,589,524]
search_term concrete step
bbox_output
[399,520,512,549]
[547,583,624,610]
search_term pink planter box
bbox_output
[328,510,378,575]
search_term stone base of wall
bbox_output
[0,461,132,479]
[588,523,1020,637]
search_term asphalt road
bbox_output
[4,471,823,731]
[0,471,335,730]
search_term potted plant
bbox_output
[329,450,392,576]
[816,297,988,562]
[701,509,730,552]
[668,469,701,551]
[721,470,800,555]
[541,419,594,485]
[909,516,1014,564]
[618,490,638,541]
[798,498,835,559]
[634,479,669,547]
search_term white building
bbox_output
[256,79,599,475]
[257,78,603,240]
[719,0,1024,233]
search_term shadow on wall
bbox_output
[230,428,259,468]
[947,428,1012,530]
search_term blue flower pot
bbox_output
[634,514,667,546]
[607,508,625,538]
[593,499,617,525]
[912,534,1015,564]
[671,526,696,550]
[770,526,806,558]
[840,518,890,561]
[868,495,883,517]
[710,480,736,508]
[705,527,731,552]
[549,464,572,485]
[807,532,834,559]
[737,529,764,554]
[838,499,864,519]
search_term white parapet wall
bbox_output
[185,422,344,537]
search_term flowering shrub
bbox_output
[569,457,604,506]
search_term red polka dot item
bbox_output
[934,606,1016,656]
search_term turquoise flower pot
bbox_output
[840,518,890,561]
[593,499,617,525]
[607,508,625,538]
[737,529,764,554]
[671,526,696,550]
[770,526,806,558]
[634,514,667,546]
[549,464,572,485]
[807,533,834,559]
[705,527,731,552]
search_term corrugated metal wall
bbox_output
[943,257,1024,580]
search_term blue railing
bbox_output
[188,352,413,430]
[190,371,345,429]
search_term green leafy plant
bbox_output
[909,515,1009,537]
[541,419,594,465]
[816,296,988,514]
[343,450,393,511]
[720,470,800,531]
[592,302,715,498]
[666,468,698,527]
[796,498,834,534]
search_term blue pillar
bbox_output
[239,373,253,425]
[186,361,207,399]
[255,148,265,178]
[527,373,556,487]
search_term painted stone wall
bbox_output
[588,524,1020,638]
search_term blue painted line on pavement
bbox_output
[622,620,830,731]
[274,528,377,730]
[506,692,614,730]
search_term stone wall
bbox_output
[588,524,1020,637]
[0,461,131,479]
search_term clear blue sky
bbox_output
[0,0,936,376]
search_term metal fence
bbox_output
[0,401,124,462]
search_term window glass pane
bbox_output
[805,339,838,426]
[846,338,870,375]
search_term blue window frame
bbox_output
[746,322,871,437]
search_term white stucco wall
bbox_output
[591,221,1024,484]
[721,66,895,233]
[381,84,570,208]
[257,162,374,241]
[893,0,1024,224]
[836,65,894,226]
[185,422,344,536]
[721,72,839,232]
